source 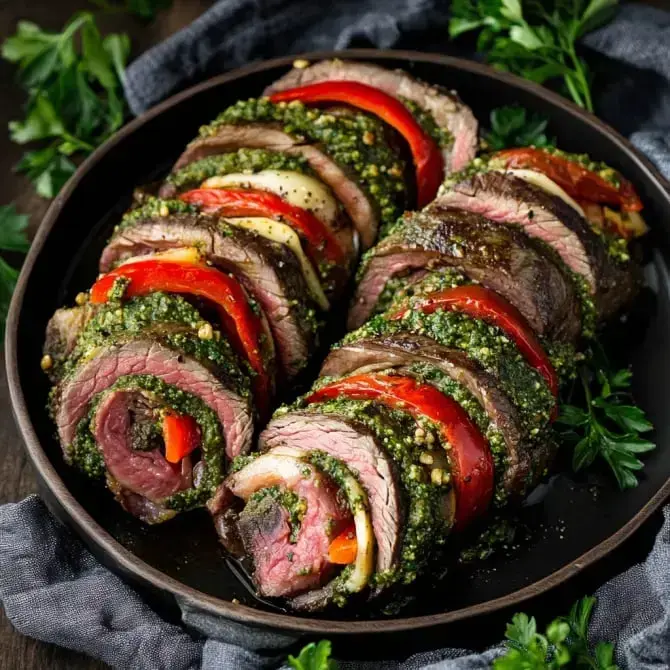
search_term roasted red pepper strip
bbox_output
[389,285,558,403]
[178,188,346,266]
[493,148,643,212]
[306,373,494,529]
[328,523,358,565]
[162,413,201,464]
[268,81,444,208]
[90,260,272,416]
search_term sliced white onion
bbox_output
[116,246,203,267]
[201,170,339,225]
[225,217,329,311]
[226,453,313,499]
[498,168,585,217]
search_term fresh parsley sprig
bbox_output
[2,13,130,197]
[556,346,655,490]
[0,205,30,336]
[449,0,619,112]
[495,596,618,669]
[287,640,337,670]
[484,105,552,149]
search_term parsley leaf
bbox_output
[555,345,655,489]
[449,1,620,112]
[495,596,619,669]
[287,641,337,670]
[484,105,553,149]
[0,205,30,336]
[2,13,130,198]
[0,205,30,253]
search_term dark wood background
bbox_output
[0,1,668,668]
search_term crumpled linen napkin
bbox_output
[1,496,670,668]
[3,1,670,667]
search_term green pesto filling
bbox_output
[403,362,509,506]
[248,485,307,544]
[62,293,251,397]
[298,398,452,587]
[202,98,406,230]
[118,196,197,231]
[68,374,225,511]
[374,268,468,318]
[400,98,453,149]
[544,339,579,384]
[344,310,554,436]
[164,148,312,192]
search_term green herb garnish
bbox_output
[2,13,130,197]
[485,105,552,149]
[287,640,337,670]
[0,205,30,336]
[495,596,618,669]
[556,346,655,490]
[449,0,619,112]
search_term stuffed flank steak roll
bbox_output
[44,293,253,523]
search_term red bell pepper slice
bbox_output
[327,523,358,565]
[178,188,346,266]
[306,373,494,529]
[268,81,444,208]
[493,147,643,212]
[389,285,558,403]
[90,259,272,416]
[163,413,201,464]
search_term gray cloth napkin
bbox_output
[3,1,670,668]
[2,496,670,668]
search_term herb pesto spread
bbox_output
[68,374,225,511]
[61,293,251,397]
[201,98,406,230]
[400,98,453,149]
[404,362,510,505]
[374,268,468,318]
[344,310,555,435]
[117,197,197,232]
[165,149,312,192]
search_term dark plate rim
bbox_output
[6,48,670,635]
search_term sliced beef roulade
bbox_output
[264,59,478,175]
[100,199,319,381]
[321,333,552,503]
[161,101,407,249]
[159,148,357,299]
[47,293,253,523]
[436,167,639,331]
[208,447,375,611]
[344,291,557,438]
[262,397,460,597]
[350,207,582,343]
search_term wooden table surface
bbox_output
[0,1,668,668]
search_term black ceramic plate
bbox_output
[7,49,670,636]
